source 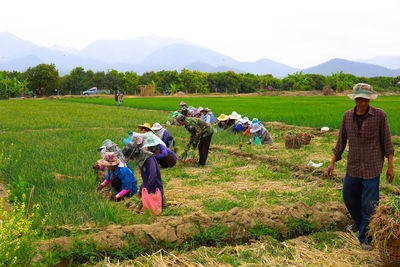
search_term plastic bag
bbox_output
[142,188,162,215]
[255,136,262,146]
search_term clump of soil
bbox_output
[41,201,351,255]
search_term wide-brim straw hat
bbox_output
[348,83,378,100]
[217,114,229,121]
[151,122,163,131]
[250,123,262,133]
[97,152,120,167]
[137,122,152,131]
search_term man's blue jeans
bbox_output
[342,173,380,244]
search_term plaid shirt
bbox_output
[184,117,213,148]
[333,106,394,179]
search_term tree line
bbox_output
[1,64,400,98]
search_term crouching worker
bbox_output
[96,152,138,201]
[144,136,177,168]
[249,123,276,148]
[151,122,175,149]
[122,140,166,207]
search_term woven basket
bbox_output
[379,238,400,267]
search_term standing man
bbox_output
[326,83,394,250]
[117,90,123,106]
[175,114,213,167]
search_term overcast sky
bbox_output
[1,0,399,68]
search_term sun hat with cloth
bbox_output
[171,111,181,118]
[122,141,153,167]
[251,118,261,125]
[192,109,200,116]
[151,122,163,131]
[97,139,113,151]
[97,152,120,167]
[143,135,164,148]
[175,114,186,122]
[179,101,187,106]
[241,117,251,124]
[137,122,152,131]
[198,106,205,112]
[229,111,241,120]
[217,114,229,121]
[348,83,378,100]
[250,123,262,134]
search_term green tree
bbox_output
[327,71,354,92]
[123,71,140,94]
[0,72,25,98]
[106,69,125,92]
[304,74,326,90]
[24,64,60,95]
[286,71,311,91]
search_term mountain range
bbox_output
[1,32,399,77]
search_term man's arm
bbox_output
[326,154,338,178]
[387,153,394,183]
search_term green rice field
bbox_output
[62,95,400,135]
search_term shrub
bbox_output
[0,195,46,266]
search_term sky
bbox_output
[1,0,400,68]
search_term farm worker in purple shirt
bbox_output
[233,117,250,133]
[143,134,177,168]
[122,139,166,206]
[96,152,138,201]
[327,83,395,250]
[151,122,175,149]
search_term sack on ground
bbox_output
[142,188,162,215]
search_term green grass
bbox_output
[61,95,400,135]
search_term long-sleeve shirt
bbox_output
[250,127,273,145]
[201,113,211,124]
[332,105,394,179]
[105,163,138,196]
[161,130,173,144]
[233,123,249,133]
[155,144,177,161]
[184,117,213,149]
[139,156,164,196]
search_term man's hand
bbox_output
[387,167,395,183]
[326,163,335,178]
[96,184,104,191]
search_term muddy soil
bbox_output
[42,201,351,253]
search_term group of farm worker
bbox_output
[94,122,176,207]
[174,101,275,148]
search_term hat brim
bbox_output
[151,126,162,131]
[97,146,106,151]
[97,159,119,167]
[347,93,378,100]
[137,125,152,131]
[250,128,261,133]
